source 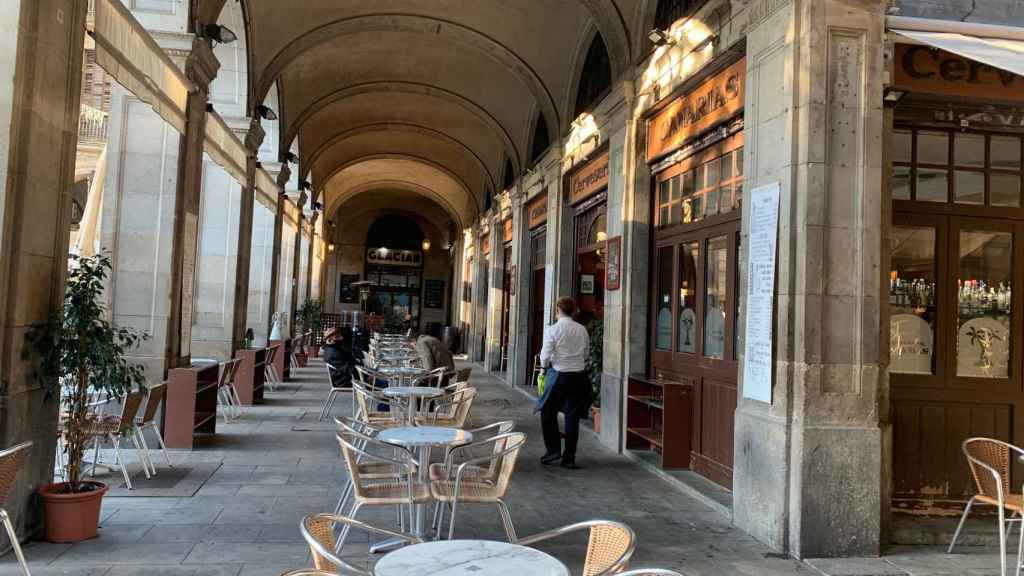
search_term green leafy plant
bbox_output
[24,253,148,493]
[382,308,405,335]
[587,319,603,408]
[297,298,323,349]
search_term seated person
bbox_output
[321,327,354,387]
[413,331,455,372]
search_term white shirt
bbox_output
[539,316,590,373]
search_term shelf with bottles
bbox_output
[889,276,936,311]
[957,279,1011,319]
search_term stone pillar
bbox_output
[266,165,289,334]
[484,212,505,372]
[290,191,307,334]
[0,0,88,544]
[546,153,572,320]
[732,0,887,558]
[306,211,318,300]
[597,84,634,451]
[469,223,487,362]
[164,37,218,369]
[508,189,532,388]
[230,118,264,353]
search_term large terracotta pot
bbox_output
[39,481,108,543]
[590,406,601,434]
[295,352,309,367]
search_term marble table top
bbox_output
[375,540,569,576]
[376,366,427,376]
[382,386,444,398]
[378,426,473,448]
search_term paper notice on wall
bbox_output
[180,212,198,358]
[742,182,780,403]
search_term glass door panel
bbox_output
[677,242,699,353]
[655,245,674,351]
[955,226,1013,379]
[890,226,939,375]
[704,236,728,360]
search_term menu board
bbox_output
[741,182,780,403]
[424,279,445,309]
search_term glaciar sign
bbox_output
[366,248,423,267]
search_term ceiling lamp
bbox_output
[648,28,675,47]
[202,24,237,45]
[422,239,431,251]
[255,105,277,121]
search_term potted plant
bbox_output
[587,319,604,433]
[24,253,148,542]
[295,299,323,366]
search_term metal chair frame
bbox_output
[264,344,281,392]
[300,513,422,576]
[0,441,32,576]
[617,570,684,576]
[430,431,526,541]
[517,520,637,576]
[319,363,352,421]
[134,383,174,475]
[217,358,243,422]
[88,390,149,490]
[949,437,1024,576]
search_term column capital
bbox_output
[245,118,265,156]
[185,37,220,89]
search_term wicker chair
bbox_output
[134,383,174,475]
[429,420,516,481]
[86,390,148,489]
[0,441,32,576]
[300,513,421,576]
[949,437,1024,576]
[319,363,352,421]
[352,385,404,428]
[335,432,430,547]
[216,358,243,422]
[517,520,636,576]
[430,431,526,541]
[610,565,684,569]
[415,388,477,428]
[333,417,415,516]
[279,570,336,576]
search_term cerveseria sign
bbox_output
[894,44,1024,102]
[527,193,547,229]
[647,58,746,162]
[568,150,609,205]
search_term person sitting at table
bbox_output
[321,327,354,387]
[409,330,455,372]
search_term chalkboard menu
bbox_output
[424,279,445,309]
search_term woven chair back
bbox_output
[584,521,636,576]
[219,358,241,387]
[0,441,32,506]
[964,437,1012,500]
[303,513,338,572]
[140,383,167,424]
[118,390,147,429]
[265,344,279,365]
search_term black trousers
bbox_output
[540,370,590,462]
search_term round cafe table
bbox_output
[376,426,473,543]
[381,386,444,423]
[375,540,569,576]
[375,365,427,385]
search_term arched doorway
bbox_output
[364,214,426,326]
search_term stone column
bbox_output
[484,212,505,372]
[469,223,487,362]
[732,0,887,558]
[290,191,307,334]
[266,165,289,334]
[507,189,532,388]
[230,118,264,353]
[0,0,88,543]
[164,37,219,370]
[306,211,318,300]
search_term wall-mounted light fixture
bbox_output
[283,151,298,164]
[648,28,675,47]
[422,239,431,251]
[202,24,237,45]
[883,88,907,106]
[328,244,336,252]
[255,105,277,121]
[299,180,311,191]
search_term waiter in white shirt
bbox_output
[536,297,591,469]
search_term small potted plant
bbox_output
[587,320,604,433]
[25,253,148,542]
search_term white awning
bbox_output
[891,27,1024,78]
[203,111,247,185]
[255,168,280,213]
[93,0,194,132]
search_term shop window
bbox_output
[657,147,744,229]
[894,129,1024,208]
[677,242,698,353]
[956,229,1012,379]
[889,226,938,375]
[704,236,728,359]
[655,246,674,350]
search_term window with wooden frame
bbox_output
[656,135,744,229]
[893,128,1024,208]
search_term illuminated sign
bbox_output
[366,247,422,267]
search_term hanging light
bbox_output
[422,238,431,251]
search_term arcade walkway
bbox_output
[0,360,1012,576]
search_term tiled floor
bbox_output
[0,359,1016,575]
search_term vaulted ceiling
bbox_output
[197,0,659,228]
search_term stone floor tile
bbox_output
[141,524,263,543]
[105,565,241,576]
[50,543,196,565]
[182,543,308,565]
[805,557,911,576]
